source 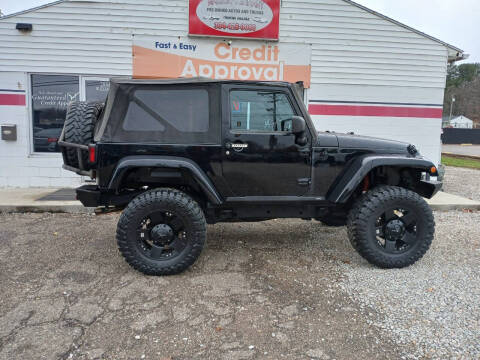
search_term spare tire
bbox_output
[64,101,104,169]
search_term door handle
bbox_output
[226,142,249,150]
[297,178,311,187]
[298,148,310,158]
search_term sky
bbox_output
[0,0,479,62]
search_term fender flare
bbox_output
[326,155,436,203]
[107,155,223,205]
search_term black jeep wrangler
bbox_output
[59,78,441,275]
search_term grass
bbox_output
[442,155,480,170]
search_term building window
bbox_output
[230,90,295,132]
[31,75,110,153]
[31,74,79,153]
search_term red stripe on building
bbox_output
[0,93,26,106]
[308,104,443,119]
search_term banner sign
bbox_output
[133,36,311,87]
[189,0,280,40]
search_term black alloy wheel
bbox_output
[347,186,434,268]
[374,207,418,254]
[117,188,206,275]
[137,210,188,260]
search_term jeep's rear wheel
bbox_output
[347,186,434,268]
[117,188,206,276]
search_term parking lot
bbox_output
[1,204,479,359]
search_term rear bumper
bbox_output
[76,185,142,208]
[76,185,102,207]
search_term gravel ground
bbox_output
[0,211,479,359]
[330,211,480,359]
[442,166,480,201]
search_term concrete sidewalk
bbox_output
[443,144,480,158]
[427,191,480,211]
[0,188,91,213]
[1,187,479,213]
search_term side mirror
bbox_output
[291,116,306,135]
[281,116,307,146]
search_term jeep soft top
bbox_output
[59,77,441,275]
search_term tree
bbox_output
[444,63,480,126]
[446,63,480,88]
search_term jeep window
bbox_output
[230,90,294,132]
[123,102,165,131]
[123,89,209,133]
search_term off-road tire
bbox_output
[64,101,104,169]
[347,186,434,268]
[117,188,206,276]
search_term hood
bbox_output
[334,133,413,154]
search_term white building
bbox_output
[450,115,474,129]
[0,0,465,188]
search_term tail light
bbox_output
[47,137,58,143]
[88,144,96,164]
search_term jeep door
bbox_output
[221,84,312,197]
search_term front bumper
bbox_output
[418,179,443,199]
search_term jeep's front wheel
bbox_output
[347,186,434,268]
[117,188,206,275]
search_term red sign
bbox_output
[189,0,280,40]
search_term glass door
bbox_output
[81,77,110,103]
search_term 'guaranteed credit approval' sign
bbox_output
[132,35,311,87]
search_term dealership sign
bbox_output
[133,36,311,87]
[189,0,280,40]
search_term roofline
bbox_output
[451,115,472,120]
[0,0,466,60]
[0,0,68,19]
[342,0,464,54]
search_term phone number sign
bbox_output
[189,0,280,40]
